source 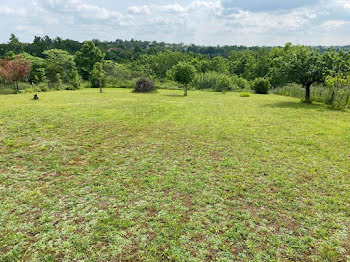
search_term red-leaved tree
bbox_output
[0,57,31,93]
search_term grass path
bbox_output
[0,89,349,261]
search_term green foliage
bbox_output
[192,72,251,92]
[173,62,196,86]
[325,75,350,110]
[240,92,251,97]
[67,70,81,90]
[134,77,156,93]
[4,51,15,60]
[286,46,325,85]
[322,50,350,77]
[252,78,270,94]
[271,83,339,105]
[139,51,191,79]
[20,52,46,84]
[229,49,270,80]
[103,60,146,87]
[0,81,50,94]
[199,56,230,74]
[270,44,326,103]
[90,62,105,91]
[2,34,350,109]
[231,75,251,90]
[75,41,104,80]
[268,57,289,88]
[37,83,49,92]
[55,73,62,90]
[43,49,76,84]
[192,71,232,92]
[173,62,196,96]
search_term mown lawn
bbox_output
[0,88,349,261]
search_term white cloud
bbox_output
[128,5,152,15]
[0,6,26,15]
[44,0,122,20]
[335,0,350,9]
[322,20,350,30]
[1,0,350,46]
[226,9,312,32]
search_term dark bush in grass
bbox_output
[134,78,156,93]
[252,78,270,94]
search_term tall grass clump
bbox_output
[192,72,249,92]
[192,72,231,92]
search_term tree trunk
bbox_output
[184,84,188,96]
[304,83,311,104]
[99,81,103,93]
[14,82,18,94]
[328,90,335,105]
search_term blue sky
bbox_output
[1,0,350,46]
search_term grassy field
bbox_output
[0,88,349,261]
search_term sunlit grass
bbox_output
[0,88,349,261]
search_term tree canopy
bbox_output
[75,41,104,80]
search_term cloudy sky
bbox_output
[1,0,350,46]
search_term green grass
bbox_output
[0,88,349,261]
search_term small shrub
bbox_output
[252,78,270,94]
[240,92,251,97]
[134,78,156,93]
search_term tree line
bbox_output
[1,34,350,109]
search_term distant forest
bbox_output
[1,34,350,61]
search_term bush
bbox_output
[325,75,350,110]
[192,71,250,92]
[67,70,81,90]
[37,83,48,92]
[134,78,156,93]
[252,78,270,94]
[233,76,251,90]
[240,92,251,97]
[192,72,232,92]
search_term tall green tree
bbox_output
[43,49,76,84]
[75,41,104,80]
[173,62,196,96]
[7,34,23,54]
[285,45,325,103]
